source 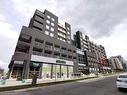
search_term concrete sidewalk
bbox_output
[0,73,117,88]
[0,73,120,94]
[0,76,92,87]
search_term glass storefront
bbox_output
[68,66,73,77]
[61,65,67,78]
[52,65,60,78]
[42,64,51,79]
[29,62,73,79]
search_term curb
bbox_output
[0,73,120,93]
[0,76,97,92]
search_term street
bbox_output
[1,76,127,95]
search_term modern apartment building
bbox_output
[74,31,110,74]
[76,49,88,74]
[8,9,77,79]
[74,31,90,51]
[109,55,124,71]
[89,42,110,73]
[74,31,99,74]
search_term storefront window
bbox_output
[52,65,60,78]
[42,64,51,79]
[68,66,73,77]
[61,65,67,78]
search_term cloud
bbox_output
[56,0,127,38]
[0,14,18,71]
[3,0,127,38]
[95,19,127,60]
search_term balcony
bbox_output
[61,49,68,53]
[44,53,52,57]
[32,51,42,56]
[73,53,77,56]
[18,41,30,47]
[34,42,43,48]
[54,55,60,58]
[45,45,53,51]
[54,47,60,52]
[35,15,44,24]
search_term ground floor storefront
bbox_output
[9,55,74,79]
[29,62,73,79]
[10,62,74,80]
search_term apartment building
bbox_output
[74,31,99,74]
[74,31,110,74]
[8,9,77,79]
[109,55,124,71]
[109,56,123,70]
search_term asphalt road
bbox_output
[1,76,127,95]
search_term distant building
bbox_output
[74,31,110,74]
[109,55,124,71]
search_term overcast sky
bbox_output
[0,0,127,71]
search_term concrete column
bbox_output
[38,63,42,79]
[60,65,61,78]
[67,66,69,78]
[7,62,14,79]
[51,64,53,78]
[22,60,30,79]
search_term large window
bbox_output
[51,22,54,26]
[68,66,73,77]
[51,27,54,31]
[46,20,50,24]
[42,64,51,78]
[47,15,50,19]
[51,18,55,21]
[46,25,50,30]
[61,65,67,78]
[45,30,49,35]
[50,33,54,37]
[52,65,60,78]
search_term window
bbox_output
[46,20,50,24]
[51,22,54,26]
[46,25,50,30]
[45,31,49,35]
[51,27,54,31]
[68,41,71,43]
[67,27,70,30]
[50,33,54,37]
[51,18,55,21]
[67,31,70,34]
[68,36,70,39]
[47,15,50,19]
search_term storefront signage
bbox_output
[56,60,66,64]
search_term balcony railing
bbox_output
[32,51,42,56]
[45,45,53,50]
[54,48,60,52]
[34,42,43,48]
[44,53,52,57]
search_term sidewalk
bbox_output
[0,76,92,87]
[0,73,120,92]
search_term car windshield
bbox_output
[119,75,127,78]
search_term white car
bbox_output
[116,74,127,89]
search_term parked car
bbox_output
[116,74,127,89]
